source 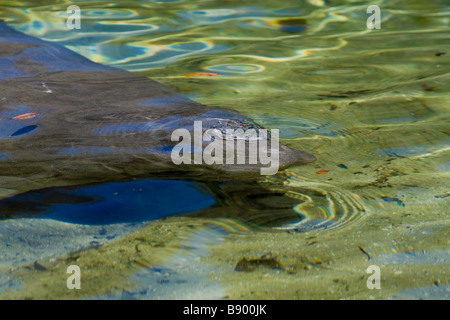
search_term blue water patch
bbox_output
[436,162,450,172]
[138,95,192,108]
[371,251,450,265]
[273,9,302,16]
[131,145,174,155]
[0,180,216,225]
[379,141,450,157]
[377,117,422,124]
[379,146,428,156]
[137,145,174,155]
[0,272,22,293]
[0,56,26,80]
[0,154,10,160]
[96,122,159,135]
[393,285,450,300]
[279,25,307,33]
[59,147,117,156]
[10,125,38,137]
[195,110,244,122]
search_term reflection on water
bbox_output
[0,179,216,224]
[0,0,448,299]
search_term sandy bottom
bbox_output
[0,196,448,300]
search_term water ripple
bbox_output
[271,171,369,232]
[0,0,448,236]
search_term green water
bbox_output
[0,0,448,299]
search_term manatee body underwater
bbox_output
[0,22,316,226]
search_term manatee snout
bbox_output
[279,144,317,168]
[0,21,316,185]
[167,112,316,176]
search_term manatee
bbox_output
[0,22,315,225]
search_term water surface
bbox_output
[0,0,448,300]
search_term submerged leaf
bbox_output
[12,113,40,120]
